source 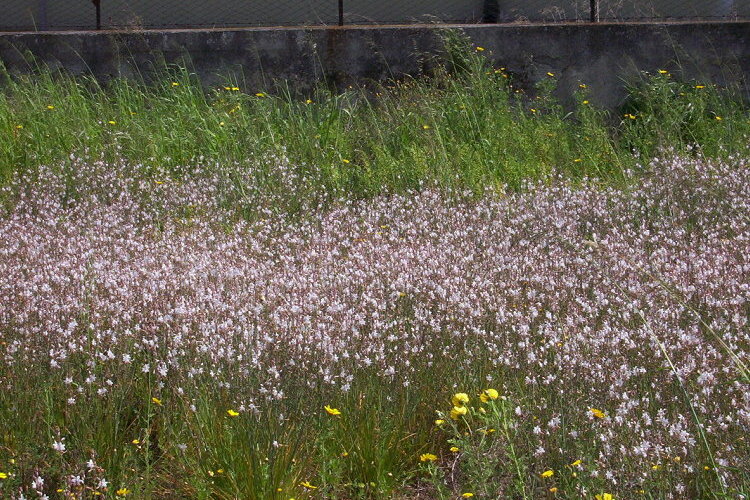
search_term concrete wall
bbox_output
[3,1,746,31]
[0,22,749,110]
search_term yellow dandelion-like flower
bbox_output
[695,85,706,89]
[450,446,460,452]
[658,69,668,74]
[582,100,589,104]
[255,92,266,97]
[451,393,469,406]
[715,116,723,121]
[116,488,131,496]
[171,82,180,87]
[422,125,431,130]
[479,388,499,402]
[570,459,582,467]
[341,159,350,164]
[306,99,313,104]
[420,453,438,462]
[579,83,587,88]
[589,408,606,419]
[462,493,474,498]
[131,439,140,445]
[541,470,554,478]
[595,494,614,500]
[573,158,583,163]
[300,481,318,489]
[151,397,162,405]
[227,409,240,417]
[15,125,23,129]
[47,105,55,110]
[0,472,8,479]
[324,405,341,416]
[475,46,485,52]
[434,419,445,426]
[450,405,468,420]
[549,487,558,493]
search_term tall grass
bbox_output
[2,40,748,208]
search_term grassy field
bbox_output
[1,40,750,499]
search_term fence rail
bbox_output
[2,0,748,32]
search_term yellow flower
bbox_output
[549,487,558,493]
[0,472,7,479]
[255,92,266,97]
[151,397,162,405]
[108,121,116,125]
[47,105,55,110]
[299,481,318,489]
[131,439,140,445]
[658,69,668,74]
[595,494,613,500]
[15,125,23,129]
[341,159,350,164]
[579,83,587,88]
[324,405,342,416]
[305,99,313,104]
[450,446,460,452]
[530,108,537,113]
[451,393,470,406]
[231,87,240,91]
[624,113,637,120]
[434,419,445,426]
[479,388,499,402]
[547,72,555,77]
[475,46,485,52]
[695,85,706,89]
[590,408,606,419]
[227,409,240,417]
[422,125,431,130]
[570,459,582,466]
[116,488,131,496]
[541,469,554,478]
[219,121,225,126]
[573,158,583,163]
[462,493,474,498]
[450,405,468,420]
[715,116,723,121]
[420,453,438,462]
[171,82,180,87]
[582,100,589,104]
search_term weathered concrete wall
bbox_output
[1,22,749,110]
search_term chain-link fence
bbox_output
[2,0,748,32]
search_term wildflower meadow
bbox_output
[1,40,749,499]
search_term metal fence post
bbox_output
[590,0,599,22]
[92,0,101,30]
[338,0,344,26]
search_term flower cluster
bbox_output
[1,154,749,496]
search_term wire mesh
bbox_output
[2,1,748,32]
